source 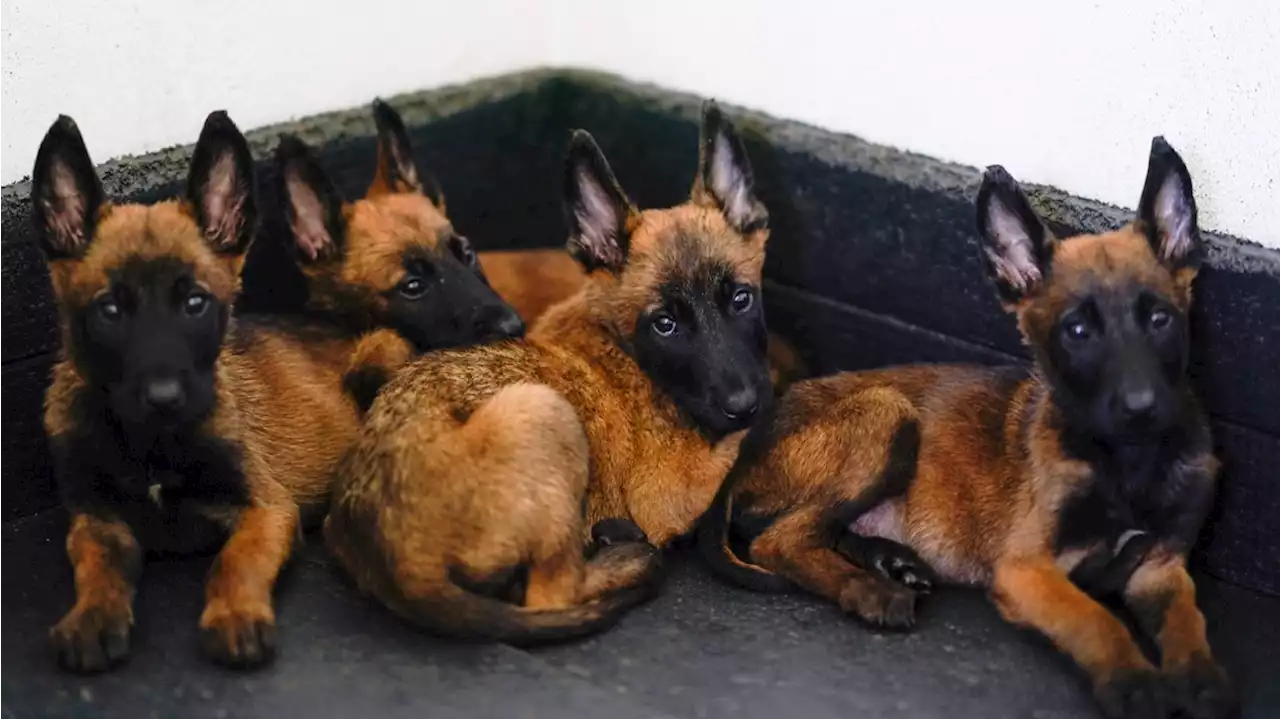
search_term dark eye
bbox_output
[730,287,754,314]
[184,293,210,317]
[399,276,427,299]
[451,236,477,268]
[1148,308,1172,331]
[98,299,122,321]
[652,314,677,337]
[1062,317,1093,342]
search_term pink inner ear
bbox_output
[1156,176,1194,262]
[286,172,332,261]
[202,155,243,250]
[47,164,88,252]
[986,199,1043,294]
[391,145,419,190]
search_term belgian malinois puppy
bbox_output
[266,100,524,407]
[479,248,809,391]
[36,112,412,672]
[700,139,1231,719]
[326,102,775,643]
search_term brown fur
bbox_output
[327,109,773,642]
[265,105,521,391]
[37,115,378,671]
[480,247,809,390]
[703,177,1230,718]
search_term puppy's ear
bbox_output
[187,111,257,255]
[1138,136,1203,273]
[563,130,636,273]
[369,99,444,206]
[276,135,346,263]
[31,115,104,260]
[692,101,768,235]
[975,165,1054,307]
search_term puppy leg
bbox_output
[991,555,1163,719]
[50,513,142,673]
[752,508,917,628]
[200,496,299,668]
[1125,554,1234,719]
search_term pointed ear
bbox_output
[563,130,636,273]
[31,115,104,259]
[275,135,346,263]
[1137,137,1203,272]
[369,99,444,206]
[187,111,257,255]
[692,101,768,235]
[975,166,1054,306]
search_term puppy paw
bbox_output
[1094,668,1167,719]
[199,598,277,669]
[836,533,936,594]
[1166,654,1236,719]
[50,600,133,673]
[590,518,649,547]
[838,576,917,630]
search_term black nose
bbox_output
[475,305,525,341]
[721,387,760,421]
[143,378,185,411]
[1120,387,1156,421]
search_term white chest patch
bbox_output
[148,483,164,508]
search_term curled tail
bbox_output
[696,407,794,593]
[381,579,660,647]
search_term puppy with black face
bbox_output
[700,139,1230,719]
[564,106,773,438]
[325,102,774,644]
[243,99,522,356]
[36,112,385,673]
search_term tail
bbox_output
[381,578,660,647]
[696,407,794,593]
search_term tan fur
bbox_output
[45,197,370,668]
[481,246,809,392]
[326,128,774,639]
[708,221,1228,715]
[303,192,456,318]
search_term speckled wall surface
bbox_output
[4,70,1277,595]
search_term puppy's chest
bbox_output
[95,434,250,552]
[1052,459,1178,559]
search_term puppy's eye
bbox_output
[652,314,677,337]
[98,300,122,321]
[184,293,210,317]
[1062,318,1093,342]
[730,287,754,314]
[1148,308,1172,331]
[399,277,427,300]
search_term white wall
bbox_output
[1,0,547,184]
[4,1,1278,246]
[549,2,1280,248]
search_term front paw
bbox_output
[199,598,277,669]
[50,600,133,673]
[1166,655,1236,719]
[1094,668,1167,719]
